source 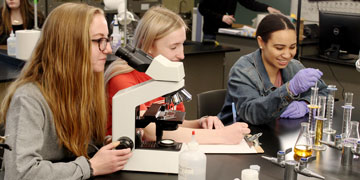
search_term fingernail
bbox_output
[112,141,120,147]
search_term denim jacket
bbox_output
[218,49,328,125]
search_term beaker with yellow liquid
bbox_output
[294,122,312,161]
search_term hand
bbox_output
[222,15,235,25]
[289,68,323,95]
[280,101,309,119]
[89,141,132,176]
[199,116,225,129]
[267,7,281,14]
[218,122,251,144]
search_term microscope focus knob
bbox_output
[116,136,134,150]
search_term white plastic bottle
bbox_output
[7,30,16,56]
[111,14,122,53]
[178,131,206,180]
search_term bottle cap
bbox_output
[187,130,199,151]
[10,30,15,37]
[241,169,259,180]
[249,165,260,172]
[114,14,119,25]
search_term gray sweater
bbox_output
[3,83,91,180]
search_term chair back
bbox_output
[197,89,227,118]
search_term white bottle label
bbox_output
[178,164,194,180]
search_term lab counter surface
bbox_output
[95,100,360,180]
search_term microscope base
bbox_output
[123,145,185,174]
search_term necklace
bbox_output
[12,20,21,25]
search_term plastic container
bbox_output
[7,30,16,56]
[178,131,206,180]
[241,169,259,180]
[250,165,261,172]
[111,14,122,52]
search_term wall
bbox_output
[235,0,291,25]
[163,0,194,14]
[195,0,292,25]
[194,0,291,26]
[290,0,360,23]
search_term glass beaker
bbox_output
[324,85,337,134]
[294,122,312,161]
[313,96,327,151]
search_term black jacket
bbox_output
[198,0,269,36]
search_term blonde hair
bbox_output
[132,6,187,52]
[0,3,107,158]
[0,0,45,35]
[104,6,187,84]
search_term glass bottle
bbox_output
[294,122,312,161]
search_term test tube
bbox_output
[313,96,327,151]
[341,105,354,139]
[309,86,319,106]
[342,92,354,141]
[324,85,337,134]
[308,87,319,136]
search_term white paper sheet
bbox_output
[197,139,258,154]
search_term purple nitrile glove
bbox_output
[289,68,323,96]
[280,101,309,119]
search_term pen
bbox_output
[232,102,237,124]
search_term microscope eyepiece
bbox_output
[115,45,153,72]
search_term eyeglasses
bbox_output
[91,37,111,52]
